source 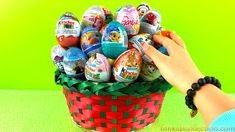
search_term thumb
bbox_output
[142,42,167,64]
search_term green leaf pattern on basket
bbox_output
[55,70,172,97]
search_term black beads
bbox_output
[185,76,221,117]
[185,95,193,102]
[205,76,212,83]
[191,83,200,90]
[216,82,222,89]
[198,78,206,86]
[204,76,221,89]
[211,77,217,85]
[187,89,196,97]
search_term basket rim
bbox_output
[55,70,172,98]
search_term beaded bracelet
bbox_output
[185,76,222,118]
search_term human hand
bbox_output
[142,31,204,95]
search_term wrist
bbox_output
[185,76,222,118]
[181,73,204,95]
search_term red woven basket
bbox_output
[63,88,165,132]
[55,70,171,132]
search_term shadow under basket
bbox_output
[55,70,172,132]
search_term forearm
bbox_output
[191,84,235,126]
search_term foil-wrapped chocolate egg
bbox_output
[113,49,142,82]
[128,33,154,55]
[128,33,154,64]
[139,60,160,81]
[63,47,88,78]
[56,12,81,49]
[139,46,169,81]
[139,10,161,35]
[101,21,128,59]
[81,6,105,30]
[128,34,158,81]
[81,27,101,57]
[85,53,111,82]
[51,45,66,72]
[136,3,151,18]
[116,4,140,37]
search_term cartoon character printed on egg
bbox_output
[139,10,162,35]
[54,56,64,71]
[136,3,151,17]
[63,59,87,76]
[110,31,120,42]
[101,21,128,59]
[81,32,99,48]
[51,45,66,72]
[93,15,104,30]
[113,49,142,82]
[63,47,88,78]
[142,12,158,25]
[81,6,105,30]
[125,52,138,68]
[103,25,121,43]
[139,60,160,81]
[75,61,84,74]
[80,27,101,57]
[114,54,140,81]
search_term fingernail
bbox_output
[153,35,159,41]
[170,31,176,38]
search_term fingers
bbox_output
[170,31,186,48]
[142,42,167,63]
[153,35,176,54]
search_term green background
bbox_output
[0,0,235,131]
[0,0,234,92]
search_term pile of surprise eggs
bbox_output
[52,3,169,83]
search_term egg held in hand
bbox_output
[139,45,169,81]
[128,33,154,55]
